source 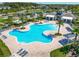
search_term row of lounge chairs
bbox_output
[11,48,28,57]
[0,32,7,39]
[16,48,28,57]
[59,33,78,45]
[59,38,73,45]
[2,35,7,39]
[59,26,77,45]
[63,33,76,39]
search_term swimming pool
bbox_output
[9,24,58,43]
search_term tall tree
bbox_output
[57,20,64,34]
[72,28,79,41]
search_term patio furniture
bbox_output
[19,50,28,57]
[17,48,23,54]
[16,48,28,57]
[59,38,72,45]
[2,35,7,39]
[66,27,72,32]
[63,33,76,38]
[19,50,25,55]
[21,51,28,57]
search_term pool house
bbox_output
[45,12,56,21]
[61,12,76,23]
[45,12,76,23]
[46,15,56,21]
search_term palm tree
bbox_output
[56,20,64,35]
[72,18,79,41]
[67,28,79,57]
[66,19,79,57]
[55,9,64,35]
[73,19,79,26]
[72,28,79,41]
[20,17,24,23]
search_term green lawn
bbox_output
[50,48,66,57]
[0,18,4,29]
[50,42,79,57]
[50,45,72,57]
[0,39,11,57]
[0,18,6,22]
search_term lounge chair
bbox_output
[59,38,72,45]
[63,33,76,38]
[21,51,28,57]
[19,50,25,55]
[17,48,23,54]
[17,48,28,57]
[19,50,28,57]
[2,35,7,39]
[66,27,72,32]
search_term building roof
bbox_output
[0,6,11,9]
[62,16,73,20]
[46,12,56,17]
[45,12,76,20]
[62,12,76,19]
[47,12,56,15]
[46,15,55,17]
[12,20,22,24]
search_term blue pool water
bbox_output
[9,24,57,43]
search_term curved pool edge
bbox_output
[8,23,58,44]
[8,30,54,45]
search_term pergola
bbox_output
[46,15,55,20]
[45,12,76,23]
[61,16,73,23]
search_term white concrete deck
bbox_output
[0,21,71,57]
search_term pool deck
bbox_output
[0,21,71,57]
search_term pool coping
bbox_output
[8,22,58,45]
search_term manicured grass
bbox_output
[0,18,6,22]
[50,48,66,57]
[0,39,11,57]
[0,25,4,29]
[0,18,8,29]
[50,45,71,57]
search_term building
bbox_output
[0,6,11,10]
[0,14,9,19]
[45,11,76,23]
[45,12,56,20]
[61,12,76,23]
[12,20,22,24]
[32,12,39,18]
